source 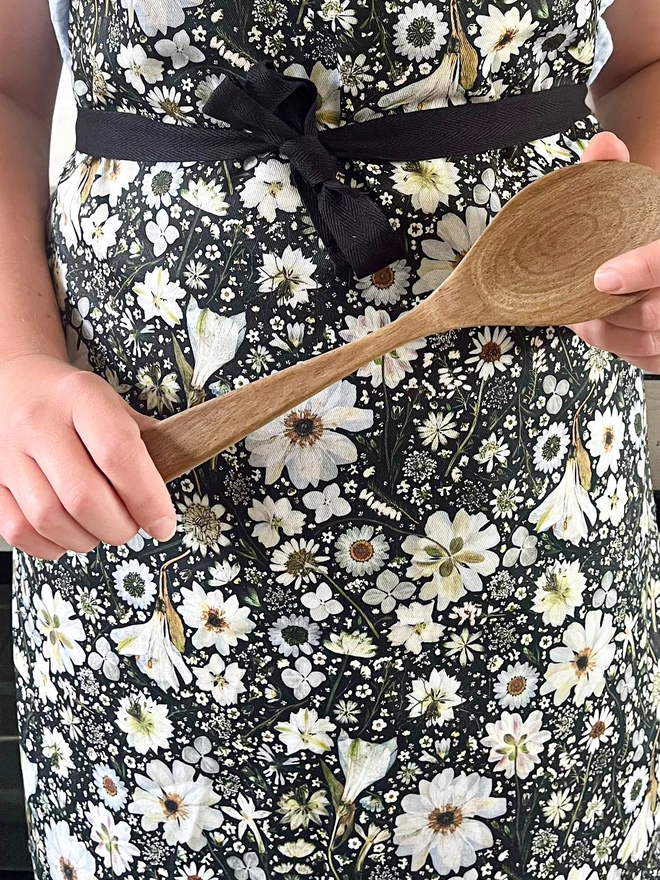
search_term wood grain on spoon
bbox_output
[141,160,660,483]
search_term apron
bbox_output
[12,0,660,878]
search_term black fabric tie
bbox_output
[200,62,405,278]
[75,61,591,281]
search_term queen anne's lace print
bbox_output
[12,0,660,878]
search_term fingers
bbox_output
[595,288,660,331]
[570,317,660,360]
[30,426,142,548]
[579,131,630,164]
[0,483,67,561]
[67,373,177,541]
[594,239,660,295]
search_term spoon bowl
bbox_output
[140,159,660,483]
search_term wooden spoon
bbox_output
[140,159,660,483]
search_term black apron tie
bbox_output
[198,62,406,278]
[75,60,591,281]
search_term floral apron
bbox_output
[12,0,660,878]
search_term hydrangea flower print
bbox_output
[12,0,660,878]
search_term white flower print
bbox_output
[318,0,357,31]
[257,245,318,307]
[363,569,415,613]
[473,167,502,212]
[116,693,173,754]
[121,0,203,38]
[94,764,129,811]
[334,525,389,575]
[300,582,343,621]
[402,510,499,610]
[532,23,577,62]
[281,656,326,699]
[540,610,617,706]
[533,423,570,473]
[33,584,85,674]
[89,636,121,681]
[128,759,223,850]
[276,707,335,754]
[418,410,459,451]
[45,820,96,880]
[355,260,410,305]
[408,668,464,726]
[146,85,193,123]
[226,852,266,880]
[529,455,597,546]
[581,705,616,753]
[532,559,586,627]
[112,559,157,609]
[134,266,186,327]
[176,492,232,555]
[155,29,205,68]
[248,495,306,547]
[339,53,376,101]
[193,654,247,705]
[245,380,373,488]
[629,399,645,448]
[87,802,139,875]
[490,477,523,519]
[474,5,538,76]
[337,731,398,803]
[146,208,180,256]
[391,158,460,213]
[596,474,628,526]
[269,614,321,658]
[33,652,58,703]
[181,178,229,216]
[393,767,507,873]
[91,159,140,206]
[388,601,445,655]
[494,661,540,709]
[339,307,425,388]
[142,162,184,208]
[42,728,75,777]
[179,582,255,653]
[481,710,551,779]
[393,1,449,60]
[186,297,246,389]
[543,374,570,414]
[503,525,538,567]
[223,794,270,853]
[466,327,514,378]
[414,207,488,295]
[302,483,351,523]
[271,538,329,586]
[117,42,164,93]
[82,203,122,260]
[110,605,193,692]
[240,159,302,223]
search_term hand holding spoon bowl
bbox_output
[140,159,660,483]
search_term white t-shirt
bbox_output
[48,0,617,84]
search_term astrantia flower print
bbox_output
[13,0,660,879]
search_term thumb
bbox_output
[580,130,630,164]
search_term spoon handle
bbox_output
[141,299,440,483]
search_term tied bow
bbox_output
[202,61,406,280]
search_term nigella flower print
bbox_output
[14,0,660,878]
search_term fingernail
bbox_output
[594,266,624,292]
[147,517,177,541]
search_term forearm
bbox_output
[591,60,660,171]
[0,92,67,365]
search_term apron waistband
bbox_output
[75,60,591,280]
